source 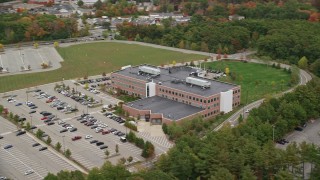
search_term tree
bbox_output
[65,149,71,158]
[36,129,44,139]
[115,144,119,154]
[34,42,39,49]
[225,67,230,75]
[118,157,126,165]
[105,150,110,158]
[210,167,234,179]
[275,170,294,180]
[0,43,3,52]
[127,156,133,163]
[55,142,62,151]
[298,56,308,69]
[77,0,84,7]
[241,166,256,180]
[25,122,31,131]
[53,41,59,48]
[44,173,58,180]
[93,0,103,9]
[46,136,52,145]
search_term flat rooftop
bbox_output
[127,96,203,121]
[114,65,238,96]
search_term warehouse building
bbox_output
[111,65,241,124]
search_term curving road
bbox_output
[213,59,312,131]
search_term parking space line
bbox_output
[3,149,43,179]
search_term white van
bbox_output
[120,137,127,143]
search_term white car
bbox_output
[24,170,34,175]
[66,126,73,130]
[58,120,65,125]
[85,135,93,139]
[245,109,250,113]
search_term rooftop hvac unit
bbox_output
[186,77,211,88]
[139,66,161,76]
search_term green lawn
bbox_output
[0,42,205,93]
[204,61,292,103]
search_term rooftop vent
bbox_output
[186,77,211,88]
[139,66,161,76]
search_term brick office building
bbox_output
[111,65,241,124]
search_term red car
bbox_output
[46,99,53,103]
[41,117,48,120]
[102,130,110,135]
[72,136,82,141]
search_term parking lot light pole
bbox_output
[62,135,65,154]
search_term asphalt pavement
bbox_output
[0,117,77,179]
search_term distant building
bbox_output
[82,0,98,6]
[228,14,245,21]
[28,0,54,5]
[111,65,241,124]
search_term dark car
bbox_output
[47,122,55,126]
[44,119,51,123]
[29,110,36,114]
[70,128,77,132]
[96,142,104,146]
[42,133,48,138]
[39,147,48,151]
[32,143,40,147]
[0,136,3,139]
[3,145,13,149]
[30,106,38,109]
[90,140,98,144]
[100,145,108,149]
[30,126,37,130]
[42,112,52,116]
[91,125,98,129]
[60,129,68,133]
[16,131,26,136]
[294,127,303,131]
[80,120,87,123]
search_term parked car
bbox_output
[294,127,303,131]
[70,128,77,132]
[85,135,93,139]
[16,131,26,136]
[3,145,13,149]
[32,143,40,147]
[47,122,55,126]
[102,130,110,135]
[60,129,68,133]
[72,136,82,141]
[96,142,104,146]
[39,147,48,151]
[24,170,34,175]
[100,145,108,149]
[90,140,98,144]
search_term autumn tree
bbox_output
[0,44,4,52]
[298,56,308,69]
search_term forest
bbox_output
[0,13,79,44]
[44,79,320,179]
[117,1,320,75]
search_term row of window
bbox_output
[232,102,240,107]
[113,76,145,87]
[159,88,219,103]
[233,89,241,94]
[203,110,220,118]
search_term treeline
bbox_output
[44,161,174,180]
[156,78,320,179]
[0,13,79,44]
[117,17,320,65]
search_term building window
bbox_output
[193,97,195,100]
[189,96,191,100]
[200,99,202,102]
[196,98,199,101]
[204,100,206,103]
[165,90,168,93]
[169,91,171,94]
[175,92,178,95]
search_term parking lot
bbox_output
[0,46,62,75]
[0,117,77,180]
[0,79,149,170]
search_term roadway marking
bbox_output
[37,49,45,64]
[0,131,13,136]
[3,149,43,179]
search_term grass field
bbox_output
[204,60,292,103]
[0,42,205,93]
